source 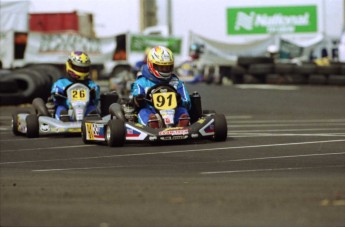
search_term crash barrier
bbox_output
[0,65,62,105]
[211,57,345,85]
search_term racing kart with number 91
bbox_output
[81,84,228,147]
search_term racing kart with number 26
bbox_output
[12,83,117,138]
[81,84,228,147]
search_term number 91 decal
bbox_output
[152,92,177,110]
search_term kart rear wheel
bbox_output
[109,103,126,121]
[213,114,227,142]
[203,109,216,115]
[106,119,126,147]
[26,114,39,138]
[12,113,21,136]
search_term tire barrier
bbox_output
[213,57,345,86]
[0,64,63,106]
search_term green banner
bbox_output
[227,5,317,35]
[130,35,182,54]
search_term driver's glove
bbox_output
[134,94,145,108]
[53,92,66,103]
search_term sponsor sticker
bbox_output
[40,124,50,132]
[160,135,188,140]
[68,128,81,133]
[159,129,189,136]
[85,122,105,140]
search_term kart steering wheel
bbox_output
[145,84,177,101]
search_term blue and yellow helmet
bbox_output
[66,51,91,80]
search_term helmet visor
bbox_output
[71,63,90,73]
[154,64,173,74]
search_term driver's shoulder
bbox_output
[87,79,99,88]
[170,74,181,81]
[169,75,184,86]
[54,77,73,87]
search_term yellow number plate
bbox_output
[152,92,177,110]
[71,89,87,102]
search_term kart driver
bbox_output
[131,46,191,128]
[50,51,100,120]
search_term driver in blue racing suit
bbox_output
[50,51,100,120]
[131,46,191,128]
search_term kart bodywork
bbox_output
[81,84,228,147]
[12,83,117,138]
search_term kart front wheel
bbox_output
[106,119,126,147]
[26,114,39,138]
[213,114,227,142]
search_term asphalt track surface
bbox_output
[1,83,345,227]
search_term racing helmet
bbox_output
[147,46,174,80]
[66,51,91,80]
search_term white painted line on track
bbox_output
[33,165,142,172]
[235,84,299,90]
[229,123,345,128]
[219,152,345,162]
[226,119,345,124]
[32,152,345,173]
[201,165,345,175]
[229,128,345,133]
[4,126,343,140]
[0,144,94,153]
[1,139,344,165]
[228,133,345,138]
[0,137,50,142]
[225,115,253,120]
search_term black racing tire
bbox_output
[340,64,345,75]
[203,109,216,115]
[109,103,126,121]
[213,114,228,142]
[316,65,340,75]
[248,63,274,75]
[106,119,126,147]
[27,64,62,84]
[12,113,21,136]
[32,97,50,116]
[0,77,19,93]
[230,66,246,84]
[275,63,295,74]
[26,114,39,138]
[237,56,274,69]
[295,64,316,74]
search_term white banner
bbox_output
[0,1,29,32]
[189,31,276,65]
[24,32,116,64]
[0,32,14,68]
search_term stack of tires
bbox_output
[0,64,62,105]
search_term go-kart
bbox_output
[81,84,228,147]
[12,83,117,138]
